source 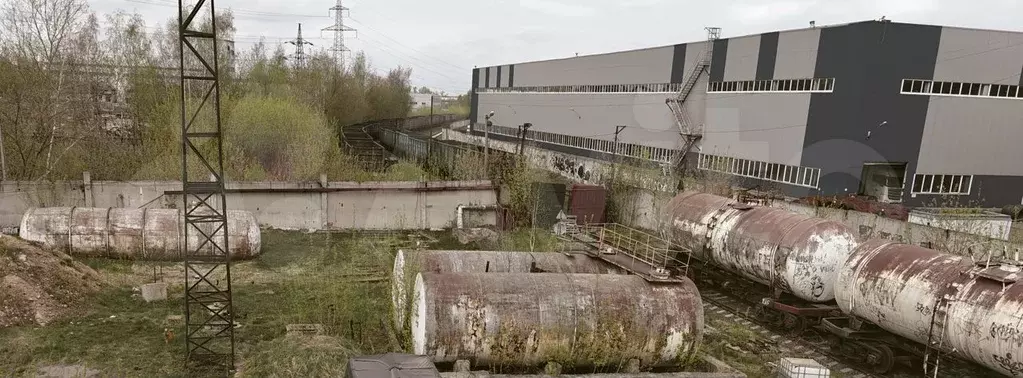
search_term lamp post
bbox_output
[518,122,532,156]
[483,111,494,175]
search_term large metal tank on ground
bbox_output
[410,272,703,370]
[392,250,622,330]
[663,191,860,302]
[835,239,1023,377]
[19,207,261,260]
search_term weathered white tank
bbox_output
[391,249,622,330]
[411,272,704,369]
[664,191,860,302]
[835,239,1023,377]
[19,207,261,260]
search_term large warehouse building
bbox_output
[468,20,1023,208]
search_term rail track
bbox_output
[697,286,879,378]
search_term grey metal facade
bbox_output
[470,20,1023,208]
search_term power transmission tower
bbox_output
[322,0,356,68]
[287,23,314,68]
[178,0,235,375]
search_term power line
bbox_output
[322,0,356,67]
[286,23,314,68]
[346,17,469,72]
[124,0,328,18]
[352,33,464,82]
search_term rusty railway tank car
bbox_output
[663,191,860,330]
[829,238,1023,376]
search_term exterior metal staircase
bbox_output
[665,51,711,136]
[666,27,719,189]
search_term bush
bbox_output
[224,95,338,181]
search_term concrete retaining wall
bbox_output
[1,174,498,231]
[442,129,1023,262]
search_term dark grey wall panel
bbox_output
[671,43,688,83]
[710,39,728,82]
[756,32,779,81]
[509,65,515,87]
[803,21,942,195]
[470,68,480,125]
[496,66,502,88]
[485,67,491,88]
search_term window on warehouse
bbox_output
[911,174,973,195]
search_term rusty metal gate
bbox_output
[568,184,607,225]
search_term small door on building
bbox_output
[859,163,907,203]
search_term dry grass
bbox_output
[0,230,468,377]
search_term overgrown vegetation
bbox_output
[0,0,417,182]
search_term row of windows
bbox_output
[901,79,1022,99]
[478,83,685,94]
[484,124,678,163]
[910,174,973,195]
[707,78,835,93]
[697,153,821,189]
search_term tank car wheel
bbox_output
[826,334,843,349]
[752,304,770,322]
[863,344,895,374]
[781,313,808,335]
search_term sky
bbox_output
[86,0,1022,94]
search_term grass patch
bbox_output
[0,230,480,377]
[494,228,563,252]
[700,316,779,378]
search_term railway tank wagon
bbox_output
[663,191,860,326]
[830,239,1023,376]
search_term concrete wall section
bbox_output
[476,93,679,148]
[709,39,728,82]
[1,180,499,231]
[512,46,675,86]
[755,32,779,81]
[932,27,1023,84]
[702,93,811,166]
[803,21,942,196]
[916,96,1023,176]
[722,35,760,81]
[470,68,481,124]
[773,28,821,79]
[670,43,687,83]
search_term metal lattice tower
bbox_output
[178,0,235,374]
[323,0,356,68]
[287,23,314,68]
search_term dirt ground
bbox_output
[0,235,103,328]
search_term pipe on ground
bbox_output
[411,272,704,370]
[392,249,622,330]
[19,207,261,260]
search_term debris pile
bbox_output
[0,234,102,327]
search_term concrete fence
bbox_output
[0,173,499,232]
[438,130,1023,262]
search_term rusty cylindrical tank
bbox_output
[835,239,1023,377]
[19,207,261,260]
[663,191,860,302]
[411,272,703,369]
[392,250,622,330]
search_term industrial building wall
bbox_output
[476,92,679,148]
[511,46,675,86]
[803,21,942,198]
[698,27,823,192]
[910,26,1023,206]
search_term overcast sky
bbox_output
[87,0,1022,94]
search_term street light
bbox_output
[484,111,495,173]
